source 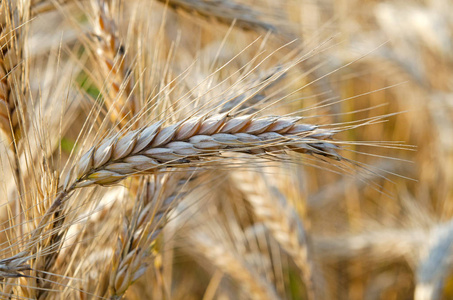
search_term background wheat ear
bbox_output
[0,0,28,145]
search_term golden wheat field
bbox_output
[0,0,452,299]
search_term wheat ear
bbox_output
[159,0,277,32]
[0,0,29,201]
[108,173,188,298]
[66,114,339,189]
[233,170,326,300]
[58,114,338,246]
[313,228,426,262]
[0,0,29,144]
[1,114,338,280]
[415,221,453,300]
[0,252,31,279]
[190,231,281,300]
[91,0,136,128]
[0,1,19,142]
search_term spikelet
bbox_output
[66,114,340,189]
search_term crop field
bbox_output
[0,0,452,299]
